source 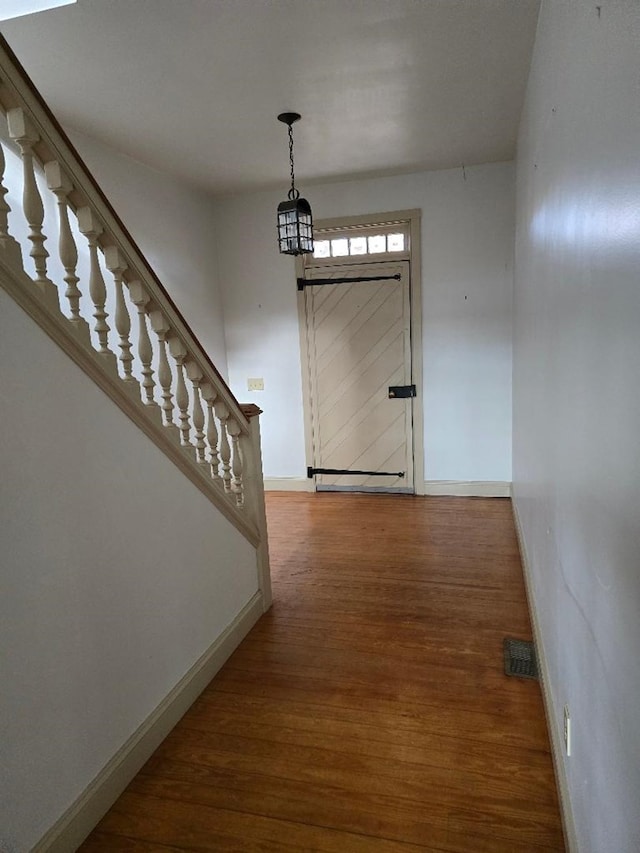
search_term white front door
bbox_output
[302,261,414,492]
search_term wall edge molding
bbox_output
[32,591,265,853]
[511,493,579,853]
[264,477,314,492]
[424,480,511,497]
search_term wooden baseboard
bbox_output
[33,591,265,853]
[424,480,511,497]
[264,479,511,496]
[511,497,579,853]
[264,477,314,492]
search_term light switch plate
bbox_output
[247,377,264,391]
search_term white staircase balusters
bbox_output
[0,141,10,242]
[169,336,192,445]
[0,42,266,551]
[214,401,232,493]
[7,107,57,303]
[0,142,22,266]
[186,360,207,464]
[77,206,112,354]
[226,417,244,505]
[128,280,157,406]
[201,383,221,480]
[104,246,135,382]
[150,310,176,429]
[44,161,82,324]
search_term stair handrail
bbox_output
[0,34,244,426]
[0,34,269,560]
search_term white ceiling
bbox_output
[1,0,540,196]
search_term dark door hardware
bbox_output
[388,384,416,398]
[298,273,401,291]
[307,466,405,478]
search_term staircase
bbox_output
[0,36,271,853]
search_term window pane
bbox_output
[368,234,386,254]
[350,236,367,255]
[331,238,349,257]
[314,240,330,258]
[387,233,405,252]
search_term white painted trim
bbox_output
[296,255,317,488]
[305,208,421,236]
[424,480,511,497]
[32,592,265,853]
[264,479,511,496]
[264,477,314,492]
[408,211,425,495]
[245,417,273,610]
[512,497,579,853]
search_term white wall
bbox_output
[0,290,259,853]
[513,2,640,851]
[214,162,514,482]
[67,129,229,377]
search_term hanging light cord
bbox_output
[288,123,299,200]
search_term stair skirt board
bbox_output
[264,479,511,496]
[32,591,265,853]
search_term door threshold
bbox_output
[316,486,414,494]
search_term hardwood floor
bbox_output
[80,493,565,852]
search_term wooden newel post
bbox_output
[240,404,272,611]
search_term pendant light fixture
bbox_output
[277,112,314,256]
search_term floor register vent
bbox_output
[504,638,539,680]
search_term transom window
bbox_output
[309,221,410,264]
[314,231,406,259]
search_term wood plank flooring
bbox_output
[80,493,564,852]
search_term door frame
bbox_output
[296,208,424,495]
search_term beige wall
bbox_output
[67,129,229,378]
[0,290,258,852]
[513,2,640,850]
[214,162,515,484]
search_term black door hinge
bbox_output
[298,273,401,291]
[307,466,405,478]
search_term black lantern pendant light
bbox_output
[277,112,314,256]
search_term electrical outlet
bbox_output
[563,705,571,756]
[247,377,264,391]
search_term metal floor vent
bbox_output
[504,638,539,680]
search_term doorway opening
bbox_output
[297,210,423,494]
